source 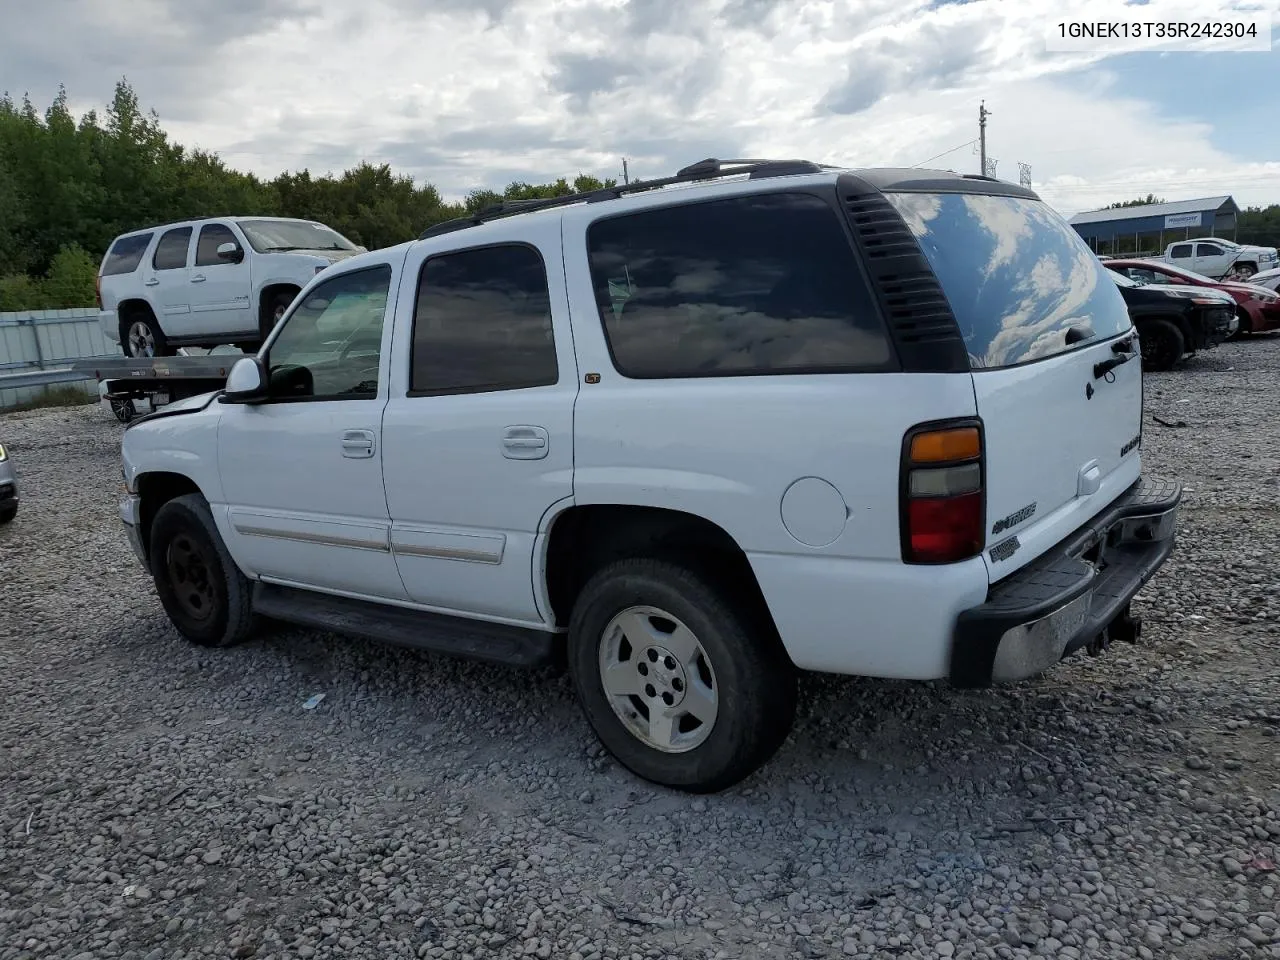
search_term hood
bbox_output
[1216,280,1277,296]
[1142,283,1234,302]
[266,248,360,263]
[124,389,221,430]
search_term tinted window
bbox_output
[1169,244,1193,258]
[195,224,241,266]
[410,244,558,396]
[888,192,1132,369]
[1197,243,1224,257]
[266,265,390,401]
[586,193,892,378]
[102,234,153,276]
[153,227,192,270]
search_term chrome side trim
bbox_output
[229,513,391,553]
[390,529,506,565]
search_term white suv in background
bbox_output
[96,217,364,357]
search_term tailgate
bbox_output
[884,189,1141,583]
[972,334,1142,581]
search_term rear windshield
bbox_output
[101,233,153,276]
[886,192,1132,369]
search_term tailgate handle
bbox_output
[1094,351,1136,379]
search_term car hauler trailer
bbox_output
[71,355,239,423]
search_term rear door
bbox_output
[150,226,194,335]
[887,191,1140,582]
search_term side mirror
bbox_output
[217,242,245,264]
[220,356,268,403]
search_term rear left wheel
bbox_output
[149,493,256,648]
[568,557,796,793]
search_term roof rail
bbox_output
[418,158,829,239]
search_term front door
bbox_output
[1193,241,1228,277]
[191,223,254,336]
[216,256,409,600]
[380,221,578,624]
[150,226,194,337]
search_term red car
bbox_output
[1105,259,1280,334]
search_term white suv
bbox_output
[115,160,1182,792]
[96,216,363,357]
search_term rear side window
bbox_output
[195,224,241,266]
[153,227,192,270]
[887,192,1132,369]
[586,192,893,378]
[1169,244,1193,258]
[410,244,558,396]
[101,234,153,276]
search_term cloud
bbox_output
[3,0,1280,211]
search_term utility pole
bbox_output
[622,158,630,185]
[978,101,989,177]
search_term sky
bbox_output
[2,0,1280,217]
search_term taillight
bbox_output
[901,421,984,564]
[95,275,103,310]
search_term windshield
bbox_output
[886,191,1132,369]
[238,219,358,253]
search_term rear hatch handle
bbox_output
[1094,335,1137,379]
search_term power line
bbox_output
[910,138,978,168]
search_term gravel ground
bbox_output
[1,336,1278,960]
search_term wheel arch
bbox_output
[540,502,785,656]
[116,298,161,339]
[135,471,203,564]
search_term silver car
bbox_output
[0,441,18,524]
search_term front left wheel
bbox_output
[568,558,797,793]
[148,493,256,648]
[0,502,16,525]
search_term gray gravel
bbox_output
[2,335,1279,960]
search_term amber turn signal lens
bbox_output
[909,427,980,464]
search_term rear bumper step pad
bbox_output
[950,475,1182,687]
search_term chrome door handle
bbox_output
[341,429,376,458]
[190,274,206,283]
[502,426,549,460]
[144,278,160,287]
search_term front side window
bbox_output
[887,191,1132,369]
[1168,244,1193,258]
[153,227,192,271]
[266,265,391,400]
[1196,243,1224,257]
[102,233,153,276]
[238,219,357,254]
[195,224,242,266]
[410,244,558,396]
[586,192,893,378]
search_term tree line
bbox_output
[0,80,617,309]
[3,81,1279,310]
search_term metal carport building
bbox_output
[1068,196,1240,256]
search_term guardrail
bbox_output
[0,308,117,411]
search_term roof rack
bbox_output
[419,158,832,239]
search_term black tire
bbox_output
[1138,318,1185,371]
[261,291,296,341]
[568,557,797,793]
[1230,309,1251,339]
[0,502,16,525]
[1235,263,1257,278]
[120,310,172,358]
[109,397,136,423]
[149,493,256,648]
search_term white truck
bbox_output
[96,216,364,357]
[114,159,1182,793]
[1161,237,1279,279]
